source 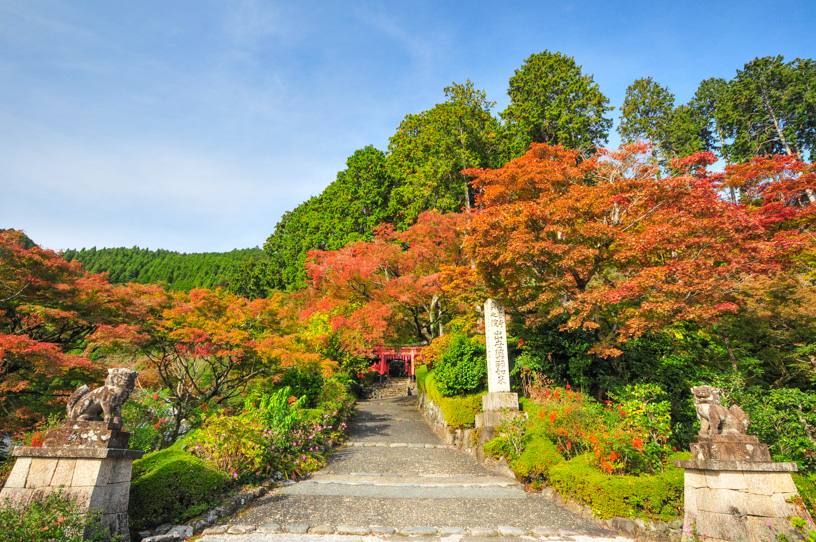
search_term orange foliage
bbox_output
[464,144,814,357]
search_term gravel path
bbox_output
[200,396,623,541]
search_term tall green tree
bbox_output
[724,56,812,162]
[387,80,501,228]
[500,50,613,158]
[617,77,676,161]
[264,146,397,290]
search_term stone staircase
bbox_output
[367,376,416,399]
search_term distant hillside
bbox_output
[63,246,264,291]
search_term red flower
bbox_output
[152,393,159,400]
[632,437,644,450]
[566,384,571,390]
[548,412,557,424]
[288,396,297,405]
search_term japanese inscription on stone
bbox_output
[484,298,511,393]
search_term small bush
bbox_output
[548,453,686,521]
[510,427,564,482]
[433,332,487,396]
[275,369,324,408]
[129,448,229,531]
[0,490,118,541]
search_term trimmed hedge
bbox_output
[129,448,229,531]
[548,452,687,521]
[417,367,484,427]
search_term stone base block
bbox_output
[482,392,519,413]
[42,421,130,449]
[680,464,813,542]
[690,435,771,462]
[0,446,140,541]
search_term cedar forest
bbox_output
[4,51,816,525]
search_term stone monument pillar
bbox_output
[675,386,812,542]
[0,369,144,541]
[475,298,519,433]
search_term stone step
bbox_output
[278,479,527,499]
[199,522,620,540]
[307,473,521,487]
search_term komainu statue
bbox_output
[691,385,750,436]
[66,368,138,430]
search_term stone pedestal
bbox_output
[0,425,143,540]
[675,459,811,542]
[690,435,771,462]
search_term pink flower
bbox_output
[233,473,238,479]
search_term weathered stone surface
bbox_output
[400,526,437,535]
[105,481,131,513]
[697,488,775,517]
[109,457,133,484]
[2,456,31,488]
[690,435,771,462]
[166,525,193,538]
[226,524,256,534]
[705,470,746,490]
[607,517,638,537]
[257,523,282,533]
[469,527,499,537]
[498,525,529,536]
[684,469,707,488]
[769,471,798,493]
[284,524,310,533]
[531,527,559,537]
[51,459,77,486]
[674,459,797,472]
[41,422,131,449]
[200,525,228,535]
[309,524,335,534]
[439,527,468,535]
[72,458,113,487]
[695,511,750,541]
[336,525,370,535]
[0,487,34,507]
[26,458,58,487]
[482,392,520,412]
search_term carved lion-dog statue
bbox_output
[66,368,138,430]
[691,385,750,437]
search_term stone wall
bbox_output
[678,460,811,542]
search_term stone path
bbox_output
[199,396,626,542]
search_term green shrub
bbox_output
[433,332,487,396]
[129,448,229,531]
[510,427,564,482]
[548,453,686,521]
[274,369,324,408]
[245,387,305,438]
[793,472,816,518]
[0,490,117,541]
[423,371,484,427]
[187,413,270,479]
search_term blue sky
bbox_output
[2,1,815,253]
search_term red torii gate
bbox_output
[370,345,425,383]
